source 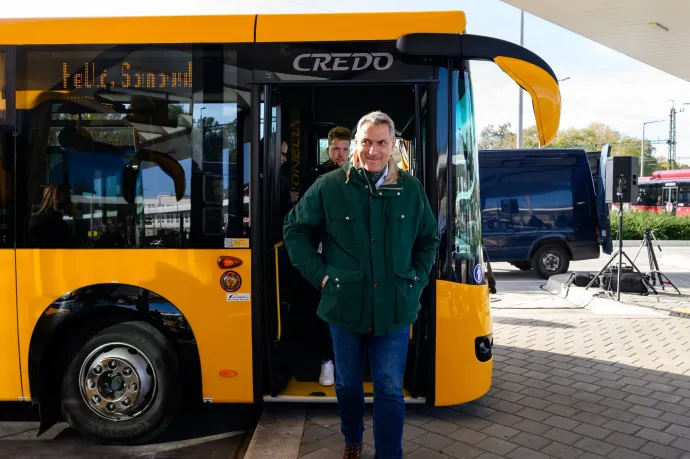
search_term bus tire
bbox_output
[60,320,180,445]
[531,244,569,279]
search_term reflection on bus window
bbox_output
[451,69,482,284]
[19,45,250,249]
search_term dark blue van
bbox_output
[479,148,607,279]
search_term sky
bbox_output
[6,0,690,165]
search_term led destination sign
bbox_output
[61,61,193,90]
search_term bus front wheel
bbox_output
[61,321,180,445]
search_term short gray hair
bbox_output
[356,111,395,140]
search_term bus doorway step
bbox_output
[244,405,305,459]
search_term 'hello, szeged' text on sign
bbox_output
[62,62,193,90]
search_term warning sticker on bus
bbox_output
[227,293,250,302]
[224,238,250,248]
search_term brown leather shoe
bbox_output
[342,443,363,458]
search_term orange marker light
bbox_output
[219,369,238,377]
[220,271,242,292]
[218,256,243,269]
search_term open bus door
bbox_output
[0,46,22,401]
[253,78,433,402]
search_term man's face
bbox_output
[327,139,350,167]
[356,122,393,173]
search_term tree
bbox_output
[478,123,516,149]
[477,121,672,175]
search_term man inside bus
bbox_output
[314,126,352,388]
[302,126,353,197]
[283,111,439,458]
[319,125,351,173]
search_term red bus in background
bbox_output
[634,169,690,217]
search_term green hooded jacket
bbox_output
[283,157,440,336]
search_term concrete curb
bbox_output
[620,240,690,247]
[545,274,669,317]
[243,405,305,459]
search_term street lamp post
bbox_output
[517,10,569,149]
[641,119,664,176]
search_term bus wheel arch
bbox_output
[28,284,202,440]
[529,239,571,279]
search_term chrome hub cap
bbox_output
[541,252,561,272]
[79,343,156,421]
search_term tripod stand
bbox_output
[633,227,681,294]
[585,175,656,300]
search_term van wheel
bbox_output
[532,244,569,279]
[61,321,180,445]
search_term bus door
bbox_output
[0,46,22,401]
[254,80,434,400]
[662,184,678,215]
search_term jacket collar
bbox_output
[345,150,402,190]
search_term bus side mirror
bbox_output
[121,162,139,205]
[121,150,187,205]
[396,33,561,147]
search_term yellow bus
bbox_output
[0,10,560,444]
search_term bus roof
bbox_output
[0,11,466,45]
[644,169,690,181]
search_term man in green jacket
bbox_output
[283,111,439,459]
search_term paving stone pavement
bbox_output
[298,313,690,459]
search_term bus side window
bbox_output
[679,185,690,207]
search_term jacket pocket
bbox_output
[319,267,364,324]
[392,265,423,325]
[385,207,417,251]
[326,208,363,249]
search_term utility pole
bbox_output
[669,101,677,170]
[668,101,689,170]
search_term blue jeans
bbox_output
[329,324,410,459]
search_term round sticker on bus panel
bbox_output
[473,264,484,284]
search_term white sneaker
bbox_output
[319,359,335,386]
